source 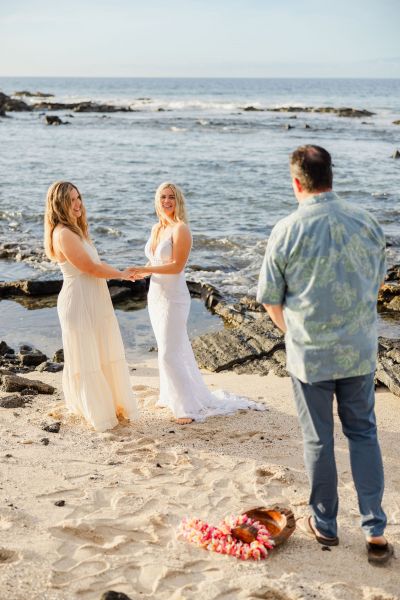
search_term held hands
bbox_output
[120,268,143,281]
[123,266,149,281]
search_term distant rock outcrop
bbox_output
[13,90,54,98]
[32,101,134,113]
[269,106,375,118]
[0,91,31,115]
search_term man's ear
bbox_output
[293,177,303,193]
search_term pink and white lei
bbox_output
[178,513,274,560]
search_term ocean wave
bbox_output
[169,126,187,133]
[93,225,122,237]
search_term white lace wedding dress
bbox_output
[145,232,265,421]
[58,240,138,431]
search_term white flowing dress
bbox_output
[57,240,138,431]
[145,232,265,421]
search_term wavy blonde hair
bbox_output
[44,181,89,260]
[150,182,188,253]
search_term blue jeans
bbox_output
[291,372,386,538]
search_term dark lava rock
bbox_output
[242,105,265,112]
[53,349,64,363]
[18,345,47,367]
[333,107,374,118]
[0,278,148,310]
[54,500,65,506]
[109,286,135,304]
[14,90,54,98]
[192,302,284,373]
[386,264,400,282]
[42,421,61,433]
[376,338,400,397]
[378,283,400,312]
[392,150,400,159]
[0,371,55,394]
[0,91,31,113]
[0,341,14,356]
[40,438,50,446]
[45,115,66,126]
[284,124,294,130]
[32,100,133,113]
[237,296,265,313]
[0,279,62,298]
[0,395,33,409]
[101,592,134,600]
[187,280,223,309]
[36,361,64,373]
[268,105,375,118]
[20,388,38,396]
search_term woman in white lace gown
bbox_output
[44,181,138,432]
[130,182,264,424]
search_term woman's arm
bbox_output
[56,228,130,280]
[134,224,192,276]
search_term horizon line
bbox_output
[1,75,400,80]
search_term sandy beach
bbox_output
[0,360,398,600]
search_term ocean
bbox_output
[1,77,399,357]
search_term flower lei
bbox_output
[178,513,274,560]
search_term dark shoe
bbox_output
[297,516,339,546]
[366,541,394,565]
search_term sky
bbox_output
[1,0,400,78]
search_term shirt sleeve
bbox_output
[256,225,287,305]
[378,229,387,284]
[369,215,387,284]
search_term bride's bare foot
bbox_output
[175,418,193,425]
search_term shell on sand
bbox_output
[243,506,296,546]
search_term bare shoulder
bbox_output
[58,226,80,242]
[173,222,191,237]
[57,227,83,253]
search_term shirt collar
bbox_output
[298,191,339,209]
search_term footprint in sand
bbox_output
[0,516,13,531]
[326,582,365,600]
[214,590,247,600]
[387,500,400,525]
[250,588,295,600]
[50,558,109,588]
[0,548,20,564]
[253,464,295,504]
[229,430,263,442]
[132,384,160,408]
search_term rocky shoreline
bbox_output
[1,89,398,122]
[1,265,399,398]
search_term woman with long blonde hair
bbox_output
[45,181,138,431]
[130,182,263,423]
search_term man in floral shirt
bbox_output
[257,145,392,564]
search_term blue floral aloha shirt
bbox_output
[256,191,386,383]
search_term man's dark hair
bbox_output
[290,145,333,192]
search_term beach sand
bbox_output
[0,361,399,600]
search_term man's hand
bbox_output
[263,304,287,333]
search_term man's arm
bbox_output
[263,304,287,333]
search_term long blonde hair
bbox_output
[150,182,188,253]
[44,181,89,260]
